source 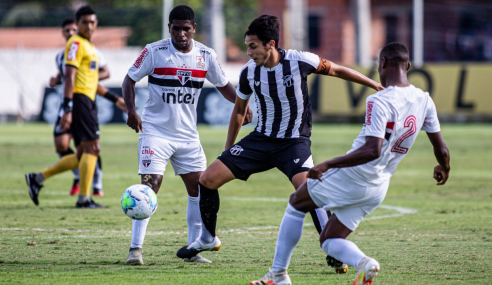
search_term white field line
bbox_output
[1,189,417,238]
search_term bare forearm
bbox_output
[122,76,137,114]
[433,145,450,170]
[334,66,379,90]
[216,82,237,104]
[63,78,74,99]
[323,147,380,169]
[98,66,110,80]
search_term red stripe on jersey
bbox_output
[153,68,207,78]
[386,122,395,130]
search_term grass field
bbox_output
[0,123,491,284]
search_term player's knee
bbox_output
[198,171,215,189]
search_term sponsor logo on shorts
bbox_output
[67,42,79,61]
[282,75,293,87]
[134,48,149,68]
[141,146,155,156]
[177,70,192,85]
[254,81,260,86]
[366,101,374,125]
[294,158,300,163]
[196,56,205,69]
[141,146,154,168]
[230,145,244,156]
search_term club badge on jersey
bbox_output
[196,56,205,69]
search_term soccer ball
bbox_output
[121,184,158,220]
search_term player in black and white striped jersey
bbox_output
[177,15,384,269]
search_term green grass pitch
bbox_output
[0,123,491,284]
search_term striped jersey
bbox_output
[236,49,320,139]
[127,39,228,142]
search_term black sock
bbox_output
[97,155,102,170]
[57,147,74,158]
[310,210,333,235]
[198,182,220,237]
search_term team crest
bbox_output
[142,160,151,167]
[254,81,260,86]
[282,75,293,87]
[177,70,192,85]
[196,56,205,69]
[230,145,244,156]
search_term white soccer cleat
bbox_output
[249,269,292,285]
[126,247,144,265]
[176,236,221,259]
[352,256,380,285]
[183,253,212,263]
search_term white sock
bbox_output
[92,159,103,190]
[72,167,80,180]
[321,238,366,268]
[272,203,306,272]
[315,208,329,231]
[187,195,202,244]
[131,217,150,248]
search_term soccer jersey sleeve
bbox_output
[236,65,253,100]
[297,51,320,77]
[421,94,441,133]
[95,48,107,68]
[127,45,154,82]
[205,50,228,87]
[65,40,84,69]
[364,97,389,139]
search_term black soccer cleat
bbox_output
[75,198,108,209]
[326,255,348,274]
[176,237,222,259]
[25,173,43,206]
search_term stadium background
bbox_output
[0,0,491,124]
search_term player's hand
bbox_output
[374,82,385,91]
[433,165,449,185]
[49,77,58,88]
[127,111,143,133]
[115,98,127,113]
[307,162,329,181]
[242,106,253,126]
[59,112,72,132]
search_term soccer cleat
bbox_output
[176,236,221,259]
[326,255,348,274]
[92,188,104,197]
[75,198,108,209]
[69,184,80,196]
[352,256,380,285]
[183,253,212,263]
[127,247,143,265]
[249,269,291,285]
[26,173,43,206]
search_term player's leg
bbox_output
[54,133,80,195]
[92,155,103,196]
[76,139,102,207]
[250,183,317,285]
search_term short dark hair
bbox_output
[380,42,409,66]
[75,5,96,22]
[245,15,280,48]
[61,18,75,28]
[169,5,195,23]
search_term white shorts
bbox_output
[307,168,390,231]
[138,136,207,176]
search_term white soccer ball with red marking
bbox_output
[120,184,158,220]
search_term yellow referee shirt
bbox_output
[64,34,99,101]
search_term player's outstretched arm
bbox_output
[225,95,251,150]
[216,82,253,125]
[49,73,62,87]
[315,59,383,91]
[426,132,450,185]
[307,136,383,181]
[98,65,110,81]
[122,75,143,133]
[96,84,127,113]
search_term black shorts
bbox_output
[53,107,72,137]
[218,131,313,181]
[71,93,99,146]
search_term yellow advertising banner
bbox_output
[311,64,492,116]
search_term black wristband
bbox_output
[62,98,73,113]
[104,90,120,103]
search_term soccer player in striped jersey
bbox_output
[249,42,450,285]
[122,5,252,265]
[176,15,384,269]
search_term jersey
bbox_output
[56,48,106,86]
[344,85,441,184]
[236,49,320,139]
[64,34,99,100]
[127,39,228,142]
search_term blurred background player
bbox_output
[26,6,125,208]
[122,5,252,265]
[48,18,125,197]
[250,42,451,285]
[176,15,383,270]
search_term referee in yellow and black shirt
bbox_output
[26,6,107,208]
